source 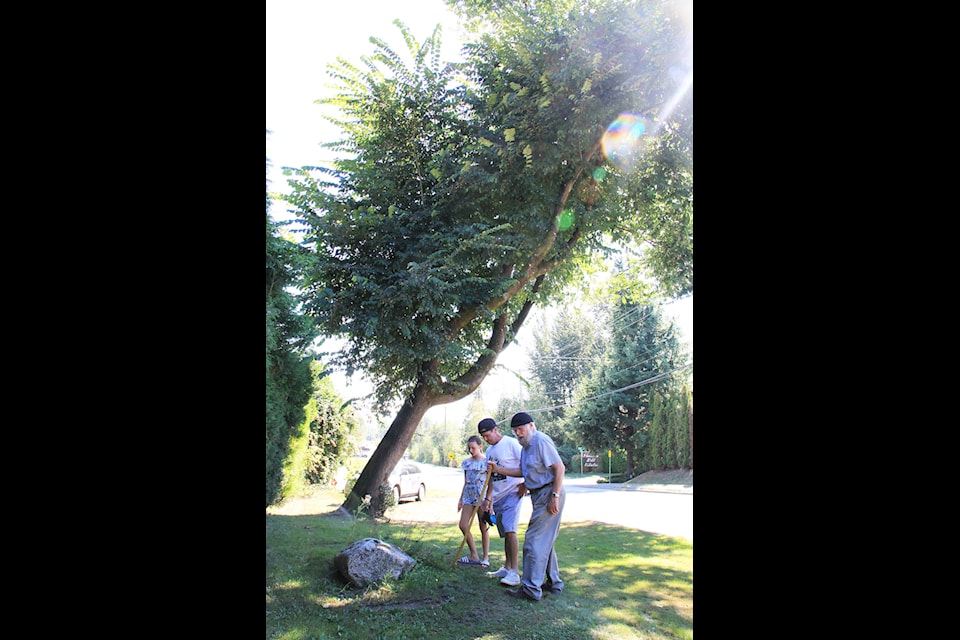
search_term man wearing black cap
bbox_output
[477,418,524,587]
[486,412,565,601]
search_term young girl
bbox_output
[456,435,490,567]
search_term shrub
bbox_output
[556,443,577,470]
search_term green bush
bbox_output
[556,443,577,470]
[279,400,314,500]
[265,211,317,507]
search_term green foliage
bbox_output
[524,304,607,445]
[570,301,686,476]
[555,442,577,470]
[673,384,692,468]
[640,384,692,471]
[459,392,493,439]
[266,155,320,507]
[283,1,692,514]
[280,398,315,500]
[601,119,694,301]
[287,3,692,411]
[290,20,488,407]
[408,437,441,467]
[496,392,528,427]
[530,306,605,408]
[646,392,671,470]
[414,415,464,468]
[305,361,363,485]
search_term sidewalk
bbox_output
[565,474,693,495]
[618,482,692,495]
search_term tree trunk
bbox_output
[342,383,436,515]
[340,297,540,516]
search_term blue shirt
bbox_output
[520,430,562,491]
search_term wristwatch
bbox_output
[551,491,560,498]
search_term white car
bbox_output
[389,461,426,504]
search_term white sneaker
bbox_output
[487,566,509,578]
[500,569,521,587]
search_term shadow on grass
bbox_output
[266,512,692,640]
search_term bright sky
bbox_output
[266,0,692,429]
[266,0,465,222]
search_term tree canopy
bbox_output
[282,0,693,513]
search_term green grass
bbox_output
[266,488,692,640]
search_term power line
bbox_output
[494,361,692,424]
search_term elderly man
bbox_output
[486,412,565,602]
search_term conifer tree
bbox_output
[571,302,686,476]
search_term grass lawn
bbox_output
[266,485,692,639]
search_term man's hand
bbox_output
[547,495,559,515]
[516,482,528,498]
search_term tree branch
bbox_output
[437,274,544,402]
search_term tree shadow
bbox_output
[266,512,692,639]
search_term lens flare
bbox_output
[557,209,574,231]
[601,113,650,173]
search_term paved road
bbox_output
[418,463,692,541]
[560,476,692,540]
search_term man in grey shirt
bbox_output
[486,411,565,601]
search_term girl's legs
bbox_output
[459,506,480,561]
[480,520,490,564]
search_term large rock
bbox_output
[334,538,417,588]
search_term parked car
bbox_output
[389,460,426,504]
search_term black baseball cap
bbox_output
[478,418,498,433]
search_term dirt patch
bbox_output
[361,596,454,611]
[267,485,351,517]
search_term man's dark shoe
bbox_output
[542,580,562,596]
[505,588,539,601]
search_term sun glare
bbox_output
[599,0,692,173]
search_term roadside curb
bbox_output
[567,476,693,495]
[619,484,692,495]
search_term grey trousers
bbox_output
[519,486,565,600]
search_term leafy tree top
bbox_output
[285,1,692,411]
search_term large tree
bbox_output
[284,1,693,514]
